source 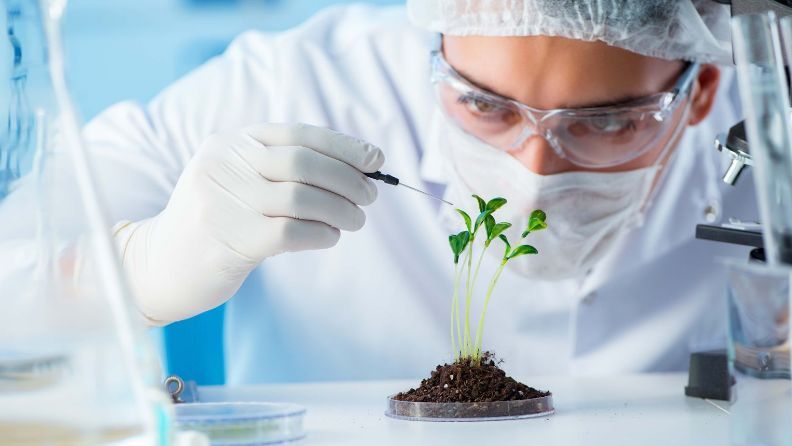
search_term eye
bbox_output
[588,116,638,134]
[456,94,519,123]
[457,94,499,112]
[461,96,498,113]
[564,115,646,141]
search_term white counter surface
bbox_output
[199,373,730,445]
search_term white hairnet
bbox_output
[407,0,731,64]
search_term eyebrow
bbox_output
[568,94,654,109]
[454,65,649,110]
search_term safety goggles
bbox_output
[430,44,700,168]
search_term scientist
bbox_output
[1,0,754,382]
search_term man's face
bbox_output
[442,35,720,175]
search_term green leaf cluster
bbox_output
[446,195,548,365]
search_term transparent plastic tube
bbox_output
[732,12,792,266]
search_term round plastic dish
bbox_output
[385,394,554,422]
[173,402,306,445]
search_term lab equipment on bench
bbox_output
[0,0,171,444]
[702,0,792,265]
[725,4,792,376]
[696,4,792,445]
[165,375,306,445]
[733,11,792,267]
[724,259,792,445]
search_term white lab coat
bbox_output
[0,4,757,384]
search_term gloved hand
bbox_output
[113,123,384,325]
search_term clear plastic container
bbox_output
[174,402,306,445]
[725,260,792,445]
[385,394,554,422]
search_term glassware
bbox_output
[0,0,171,444]
[725,260,792,446]
[732,12,792,266]
[385,394,554,422]
[174,402,306,445]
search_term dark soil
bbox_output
[393,353,550,403]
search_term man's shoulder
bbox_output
[212,3,436,149]
[225,4,430,66]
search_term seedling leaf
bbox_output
[448,231,471,263]
[488,222,512,243]
[498,234,511,259]
[456,209,472,232]
[484,214,496,239]
[532,220,548,231]
[486,197,507,213]
[474,209,494,232]
[473,194,487,212]
[522,209,548,237]
[448,235,459,263]
[507,244,538,260]
[458,230,470,250]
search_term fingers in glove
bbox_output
[264,216,341,253]
[237,144,377,206]
[254,180,366,231]
[242,123,385,173]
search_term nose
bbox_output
[508,135,575,175]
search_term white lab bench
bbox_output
[199,373,731,445]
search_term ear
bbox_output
[687,64,720,126]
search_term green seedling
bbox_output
[447,195,547,365]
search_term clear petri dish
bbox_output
[174,402,305,445]
[385,394,554,422]
[0,350,68,392]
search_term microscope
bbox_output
[696,0,792,262]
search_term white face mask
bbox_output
[431,111,664,280]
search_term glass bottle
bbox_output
[0,0,172,444]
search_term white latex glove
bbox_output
[114,123,384,325]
